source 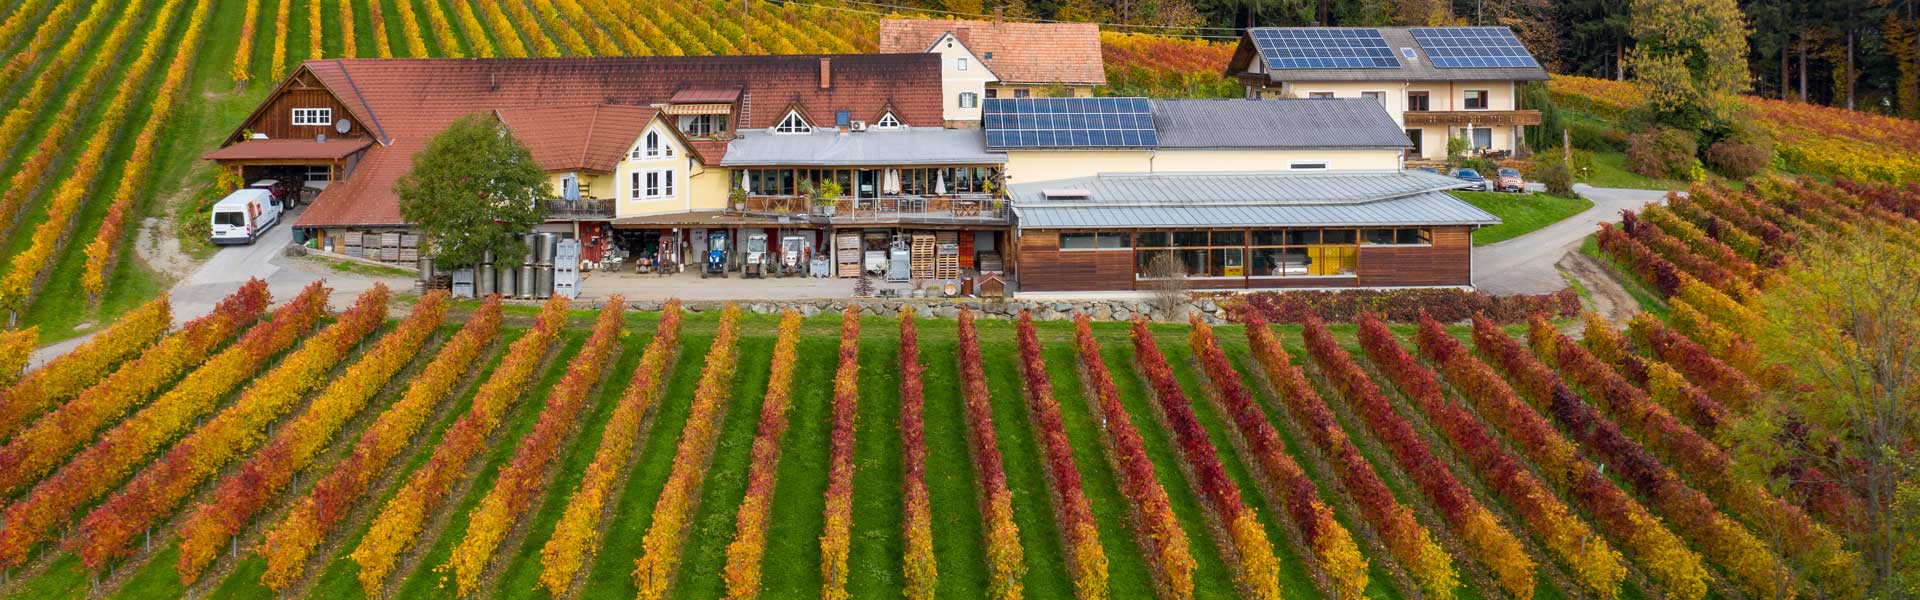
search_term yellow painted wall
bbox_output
[1006,148,1403,184]
[1248,80,1524,159]
[614,123,696,217]
[545,172,616,200]
[689,165,730,212]
[986,83,1098,99]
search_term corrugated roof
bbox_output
[1150,98,1412,149]
[202,138,373,161]
[722,128,1003,167]
[288,55,943,228]
[1227,27,1550,83]
[1008,170,1499,228]
[879,18,1106,85]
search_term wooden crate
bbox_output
[399,248,419,262]
[379,232,402,247]
[342,231,364,246]
[400,234,419,248]
[910,233,934,279]
[379,247,401,262]
[836,233,862,278]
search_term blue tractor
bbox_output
[702,230,730,278]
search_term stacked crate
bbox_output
[399,234,420,262]
[934,231,959,279]
[910,233,934,279]
[836,233,862,277]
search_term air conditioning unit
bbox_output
[849,120,867,132]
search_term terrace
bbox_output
[542,198,617,221]
[729,193,1009,226]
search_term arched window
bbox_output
[640,130,672,159]
[774,111,811,134]
[874,112,902,130]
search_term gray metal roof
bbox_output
[1150,98,1412,149]
[722,128,1004,167]
[1235,27,1550,83]
[1008,169,1500,229]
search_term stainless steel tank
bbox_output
[518,265,535,298]
[536,233,559,265]
[417,256,434,282]
[477,264,495,296]
[534,266,554,299]
[523,235,538,265]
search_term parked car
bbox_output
[1495,168,1525,192]
[1451,168,1488,191]
[208,188,282,245]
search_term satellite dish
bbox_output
[334,118,352,134]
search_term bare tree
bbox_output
[1142,252,1190,320]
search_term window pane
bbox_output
[1252,230,1286,246]
[1208,248,1245,277]
[1314,246,1357,276]
[1285,229,1320,245]
[1397,228,1431,244]
[1060,233,1097,250]
[1323,229,1357,244]
[1136,231,1170,247]
[1176,249,1207,277]
[1173,231,1208,247]
[1210,230,1245,246]
[1362,229,1396,245]
[1250,247,1289,276]
[1097,232,1131,249]
[1136,250,1170,278]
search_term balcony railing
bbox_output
[543,198,616,220]
[729,193,1009,225]
[1404,109,1543,127]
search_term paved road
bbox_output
[1471,184,1675,295]
[168,209,406,327]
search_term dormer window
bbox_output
[774,111,811,134]
[874,112,902,130]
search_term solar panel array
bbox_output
[1409,27,1540,68]
[1250,28,1399,69]
[982,98,1158,149]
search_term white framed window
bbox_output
[958,57,969,71]
[631,169,676,199]
[1464,90,1489,110]
[291,108,332,126]
[774,111,811,134]
[1289,162,1329,170]
[1306,92,1335,99]
[959,92,978,108]
[874,112,901,130]
[682,114,728,136]
[639,130,672,159]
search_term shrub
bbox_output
[1219,288,1578,325]
[1705,139,1771,179]
[633,304,743,600]
[820,307,860,600]
[1014,312,1108,600]
[957,310,1027,599]
[897,309,938,600]
[0,295,170,438]
[1568,119,1631,152]
[1627,128,1700,180]
[1538,161,1576,197]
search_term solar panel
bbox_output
[1409,27,1540,69]
[1250,28,1399,70]
[981,97,1158,149]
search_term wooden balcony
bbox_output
[1404,109,1542,127]
[542,198,616,221]
[729,194,1010,226]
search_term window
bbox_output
[1362,227,1431,245]
[959,92,978,108]
[874,112,901,129]
[1362,91,1386,106]
[214,212,246,227]
[1289,162,1329,170]
[984,88,998,99]
[638,130,673,159]
[1464,90,1489,110]
[1406,128,1423,155]
[682,114,728,136]
[957,57,969,71]
[1247,228,1358,277]
[302,165,332,181]
[774,111,811,134]
[1013,88,1030,99]
[1307,91,1335,99]
[1059,232,1130,251]
[1407,91,1430,112]
[291,108,332,126]
[1400,47,1416,59]
[1459,127,1492,149]
[835,111,851,129]
[631,170,675,199]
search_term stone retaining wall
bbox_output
[555,297,1230,324]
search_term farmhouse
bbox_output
[879,17,1106,124]
[1223,26,1550,161]
[994,97,1496,291]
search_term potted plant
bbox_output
[817,179,843,216]
[729,186,747,212]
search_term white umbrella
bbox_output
[885,168,899,195]
[934,170,946,195]
[740,173,752,194]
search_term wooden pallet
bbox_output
[910,233,934,279]
[836,233,862,277]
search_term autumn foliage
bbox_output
[444,299,627,597]
[1130,318,1281,599]
[1300,315,1534,598]
[0,292,171,439]
[721,310,801,600]
[538,301,682,596]
[633,303,743,600]
[349,295,570,597]
[1013,312,1107,600]
[958,309,1028,599]
[256,296,503,592]
[898,309,938,600]
[1071,316,1195,599]
[820,306,860,600]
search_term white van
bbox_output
[209,188,282,245]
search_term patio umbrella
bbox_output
[740,174,751,194]
[934,170,946,195]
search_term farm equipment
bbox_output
[702,230,730,278]
[779,236,809,277]
[743,234,769,279]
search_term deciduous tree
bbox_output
[395,114,548,270]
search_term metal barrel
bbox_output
[518,265,535,298]
[535,266,554,299]
[417,256,434,282]
[537,233,558,265]
[477,264,495,296]
[523,234,538,265]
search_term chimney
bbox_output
[819,57,831,89]
[992,7,1003,23]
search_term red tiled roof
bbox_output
[495,105,660,173]
[669,87,742,103]
[878,18,1106,85]
[202,138,372,161]
[293,55,941,228]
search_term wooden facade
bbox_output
[1015,225,1475,292]
[230,70,365,143]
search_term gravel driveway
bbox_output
[1471,184,1675,295]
